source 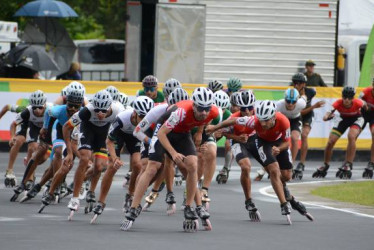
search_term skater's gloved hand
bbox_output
[272,146,280,156]
[313,101,325,109]
[323,113,335,121]
[238,134,248,143]
[172,152,186,165]
[113,157,124,170]
[63,153,74,168]
[9,137,16,147]
[205,125,216,134]
[39,128,48,140]
[199,144,208,153]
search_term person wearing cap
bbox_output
[304,60,327,87]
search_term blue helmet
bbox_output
[284,88,299,104]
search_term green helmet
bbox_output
[227,77,242,92]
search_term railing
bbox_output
[80,70,125,82]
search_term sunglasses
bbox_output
[32,106,44,110]
[144,87,155,92]
[240,106,254,112]
[195,105,211,112]
[286,99,296,104]
[67,103,81,109]
[94,108,108,113]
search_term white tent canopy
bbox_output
[339,0,374,36]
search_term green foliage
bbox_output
[0,0,126,40]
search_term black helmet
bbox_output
[292,73,306,83]
[342,86,355,99]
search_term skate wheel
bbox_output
[10,194,18,202]
[68,210,75,221]
[167,204,176,216]
[249,211,262,222]
[55,196,59,205]
[203,202,210,211]
[305,212,314,222]
[84,206,89,214]
[142,203,150,212]
[90,214,98,224]
[38,205,46,214]
[120,219,133,231]
[286,215,292,225]
[202,219,212,231]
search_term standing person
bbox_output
[360,80,374,178]
[136,75,165,103]
[276,88,306,164]
[121,87,219,232]
[291,73,325,179]
[313,87,365,179]
[57,62,82,80]
[63,90,122,220]
[304,60,327,87]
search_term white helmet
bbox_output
[192,87,215,107]
[163,78,182,97]
[214,90,230,109]
[92,90,112,110]
[208,80,224,93]
[66,87,85,104]
[118,92,129,107]
[132,96,154,117]
[61,86,69,97]
[106,86,120,102]
[230,91,241,106]
[68,81,85,95]
[255,100,276,120]
[236,90,256,108]
[168,88,189,105]
[30,90,47,107]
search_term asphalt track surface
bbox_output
[0,152,373,250]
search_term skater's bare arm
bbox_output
[323,109,336,121]
[63,123,74,156]
[206,118,237,134]
[0,105,10,120]
[300,100,325,116]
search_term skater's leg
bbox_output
[202,143,217,189]
[26,142,38,181]
[291,130,300,163]
[371,126,374,163]
[38,164,53,187]
[346,127,360,163]
[150,167,165,191]
[51,146,63,175]
[266,162,286,204]
[184,155,198,207]
[128,152,142,195]
[49,163,72,195]
[280,169,292,183]
[323,134,339,165]
[300,125,311,164]
[164,157,175,192]
[72,149,92,197]
[223,140,233,171]
[7,135,25,172]
[130,160,162,208]
[22,143,48,184]
[238,158,252,200]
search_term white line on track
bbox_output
[258,179,374,219]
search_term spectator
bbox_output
[304,60,327,87]
[57,62,82,80]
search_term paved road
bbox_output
[0,153,373,250]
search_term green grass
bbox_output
[311,181,374,206]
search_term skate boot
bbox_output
[289,197,314,221]
[142,191,158,211]
[84,191,96,214]
[312,163,329,178]
[165,192,176,215]
[54,185,62,204]
[292,162,305,180]
[91,201,106,224]
[43,179,51,197]
[4,169,17,188]
[245,199,261,222]
[67,197,80,220]
[336,162,352,179]
[216,167,229,184]
[120,204,142,231]
[196,205,212,230]
[60,181,67,198]
[201,188,211,211]
[280,202,292,225]
[25,179,35,191]
[20,183,42,203]
[183,205,199,232]
[38,193,54,213]
[122,171,131,188]
[362,162,374,179]
[10,183,25,202]
[123,193,133,213]
[174,168,183,186]
[180,189,187,210]
[254,168,265,182]
[79,181,89,200]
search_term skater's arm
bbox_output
[62,122,74,156]
[206,118,237,134]
[323,109,336,121]
[193,125,204,147]
[0,105,10,120]
[9,121,17,138]
[300,100,325,116]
